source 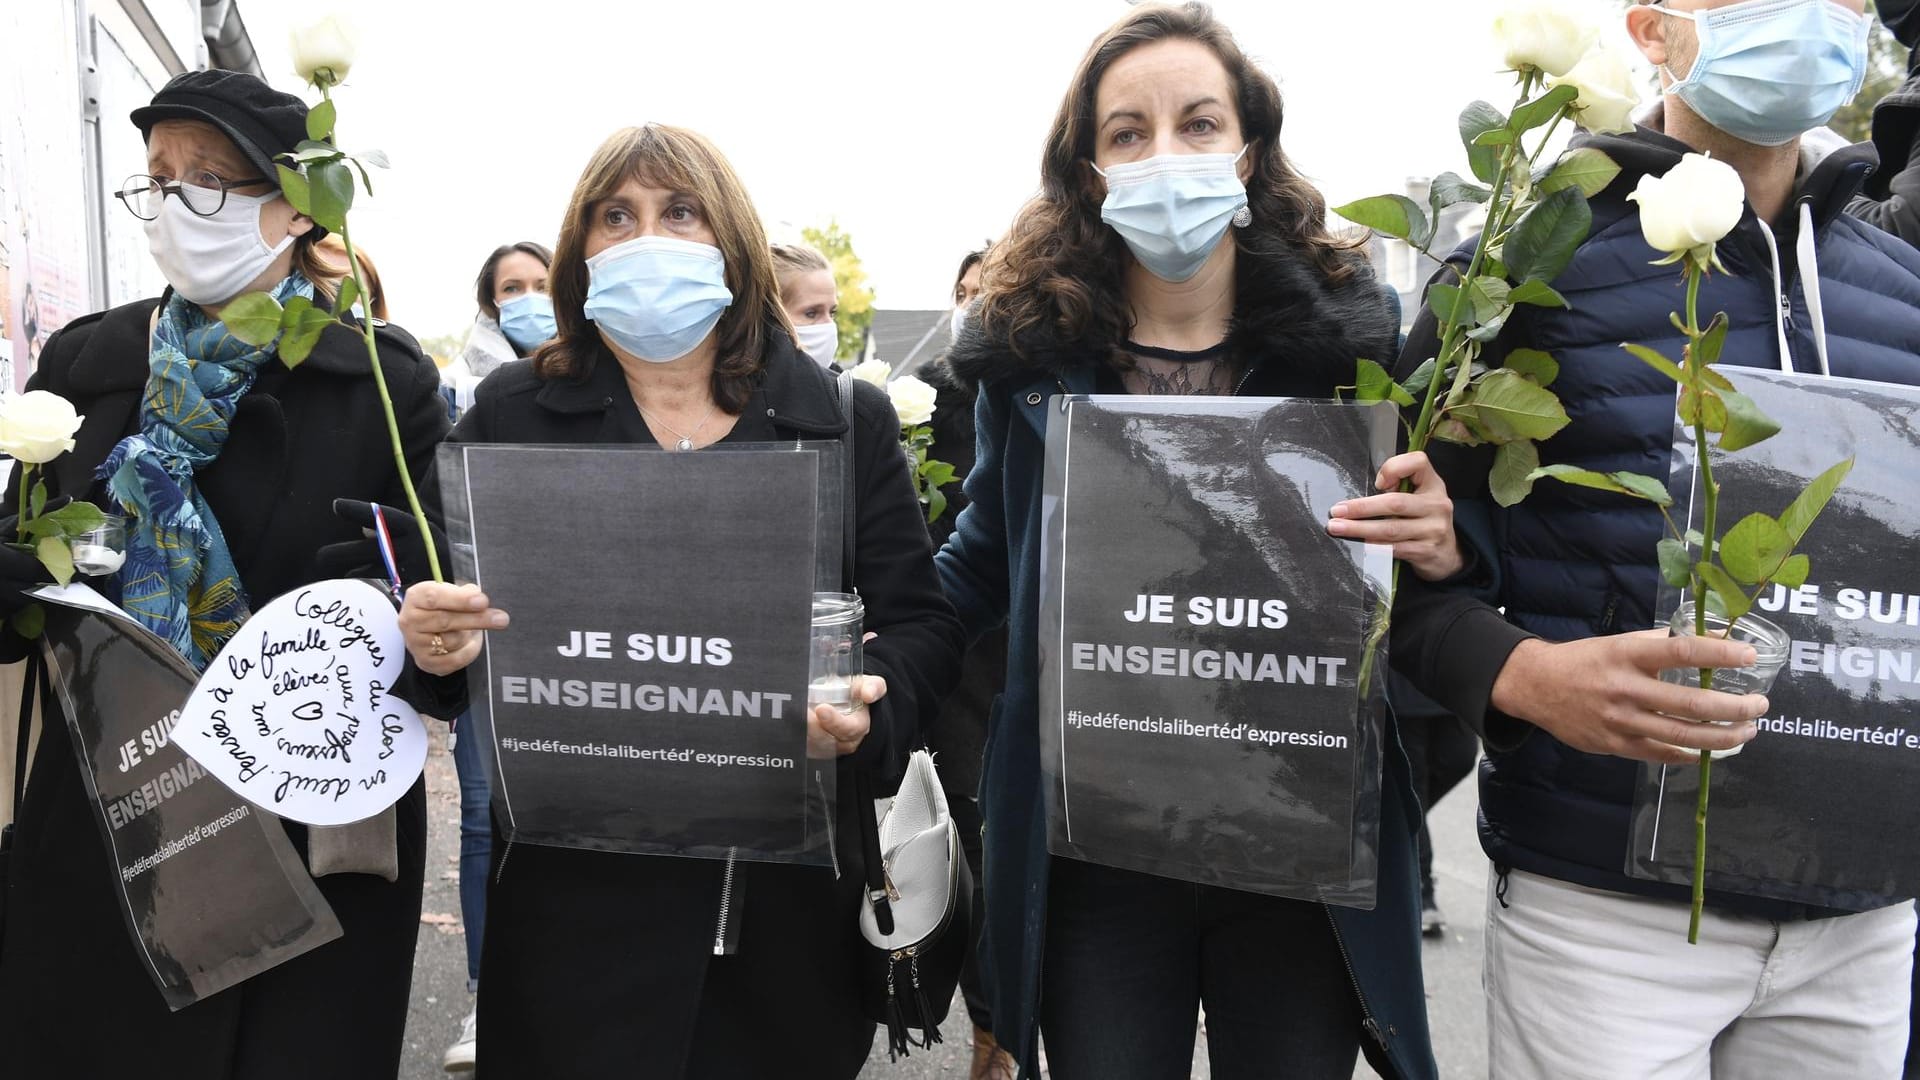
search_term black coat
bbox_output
[446,333,963,1078]
[0,296,450,1078]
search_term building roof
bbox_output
[866,309,952,377]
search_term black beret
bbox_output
[130,70,310,189]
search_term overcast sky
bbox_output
[235,0,1647,342]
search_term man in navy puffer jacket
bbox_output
[1399,1,1920,1075]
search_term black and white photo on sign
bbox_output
[1038,396,1394,907]
[442,443,837,863]
[1631,369,1920,910]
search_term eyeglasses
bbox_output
[114,173,273,220]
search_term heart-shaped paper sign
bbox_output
[173,578,428,826]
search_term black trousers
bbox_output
[1393,683,1478,900]
[1038,857,1363,1080]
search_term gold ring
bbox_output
[429,633,450,656]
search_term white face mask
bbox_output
[794,320,839,368]
[143,185,295,305]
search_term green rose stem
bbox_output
[14,464,29,545]
[314,81,443,585]
[1683,259,1716,945]
[1360,70,1555,695]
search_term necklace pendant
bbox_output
[677,437,694,451]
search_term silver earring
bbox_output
[1232,205,1252,228]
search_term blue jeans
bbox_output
[1039,857,1362,1080]
[451,708,491,990]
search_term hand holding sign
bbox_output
[173,578,429,826]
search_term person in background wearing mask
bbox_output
[391,123,962,1078]
[772,242,842,368]
[458,241,554,386]
[936,5,1500,1075]
[1400,2,1920,1074]
[917,244,1018,1080]
[0,70,447,1078]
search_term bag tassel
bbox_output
[910,954,943,1049]
[885,955,913,1061]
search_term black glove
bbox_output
[314,499,449,586]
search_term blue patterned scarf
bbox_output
[99,273,315,669]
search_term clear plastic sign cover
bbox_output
[439,443,843,865]
[35,587,342,1010]
[1629,369,1920,909]
[1037,396,1395,908]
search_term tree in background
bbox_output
[802,221,875,363]
[1831,1,1909,144]
[418,332,464,364]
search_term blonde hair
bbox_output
[535,124,788,413]
[770,243,831,306]
[309,233,388,319]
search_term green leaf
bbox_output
[1528,464,1674,506]
[1353,358,1416,407]
[1623,343,1685,383]
[1779,457,1853,546]
[1428,171,1492,213]
[35,536,73,587]
[1694,313,1729,368]
[358,148,391,169]
[306,158,355,233]
[1401,358,1438,401]
[1508,84,1580,136]
[28,479,45,520]
[335,276,361,317]
[1334,194,1430,246]
[1678,386,1728,432]
[219,292,286,346]
[1658,538,1693,590]
[1450,368,1570,442]
[1465,311,1510,343]
[921,461,958,488]
[925,486,948,525]
[275,164,312,215]
[1473,126,1517,147]
[1503,348,1559,387]
[286,139,344,164]
[38,501,103,537]
[1717,390,1780,451]
[1432,417,1480,445]
[1503,187,1592,284]
[278,303,338,367]
[1697,562,1754,624]
[348,156,375,197]
[1427,282,1477,328]
[10,603,44,640]
[1459,101,1508,185]
[1469,276,1510,320]
[1490,439,1540,507]
[1539,147,1622,199]
[1719,512,1792,585]
[306,99,336,143]
[1507,280,1567,308]
[1774,553,1811,589]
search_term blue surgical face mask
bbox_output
[497,292,557,354]
[1656,0,1871,148]
[583,236,733,363]
[1092,146,1249,283]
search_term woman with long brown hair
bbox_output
[936,5,1480,1077]
[395,123,961,1078]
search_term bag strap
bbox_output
[838,371,896,936]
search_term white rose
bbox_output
[1493,0,1600,77]
[1546,47,1642,136]
[0,390,83,465]
[290,14,359,88]
[887,375,938,428]
[848,359,891,388]
[1627,153,1746,258]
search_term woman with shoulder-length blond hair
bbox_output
[394,123,962,1078]
[935,4,1495,1078]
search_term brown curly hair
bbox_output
[979,2,1363,354]
[534,124,789,415]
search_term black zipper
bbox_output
[1324,905,1387,1050]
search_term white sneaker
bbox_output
[442,1008,477,1073]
